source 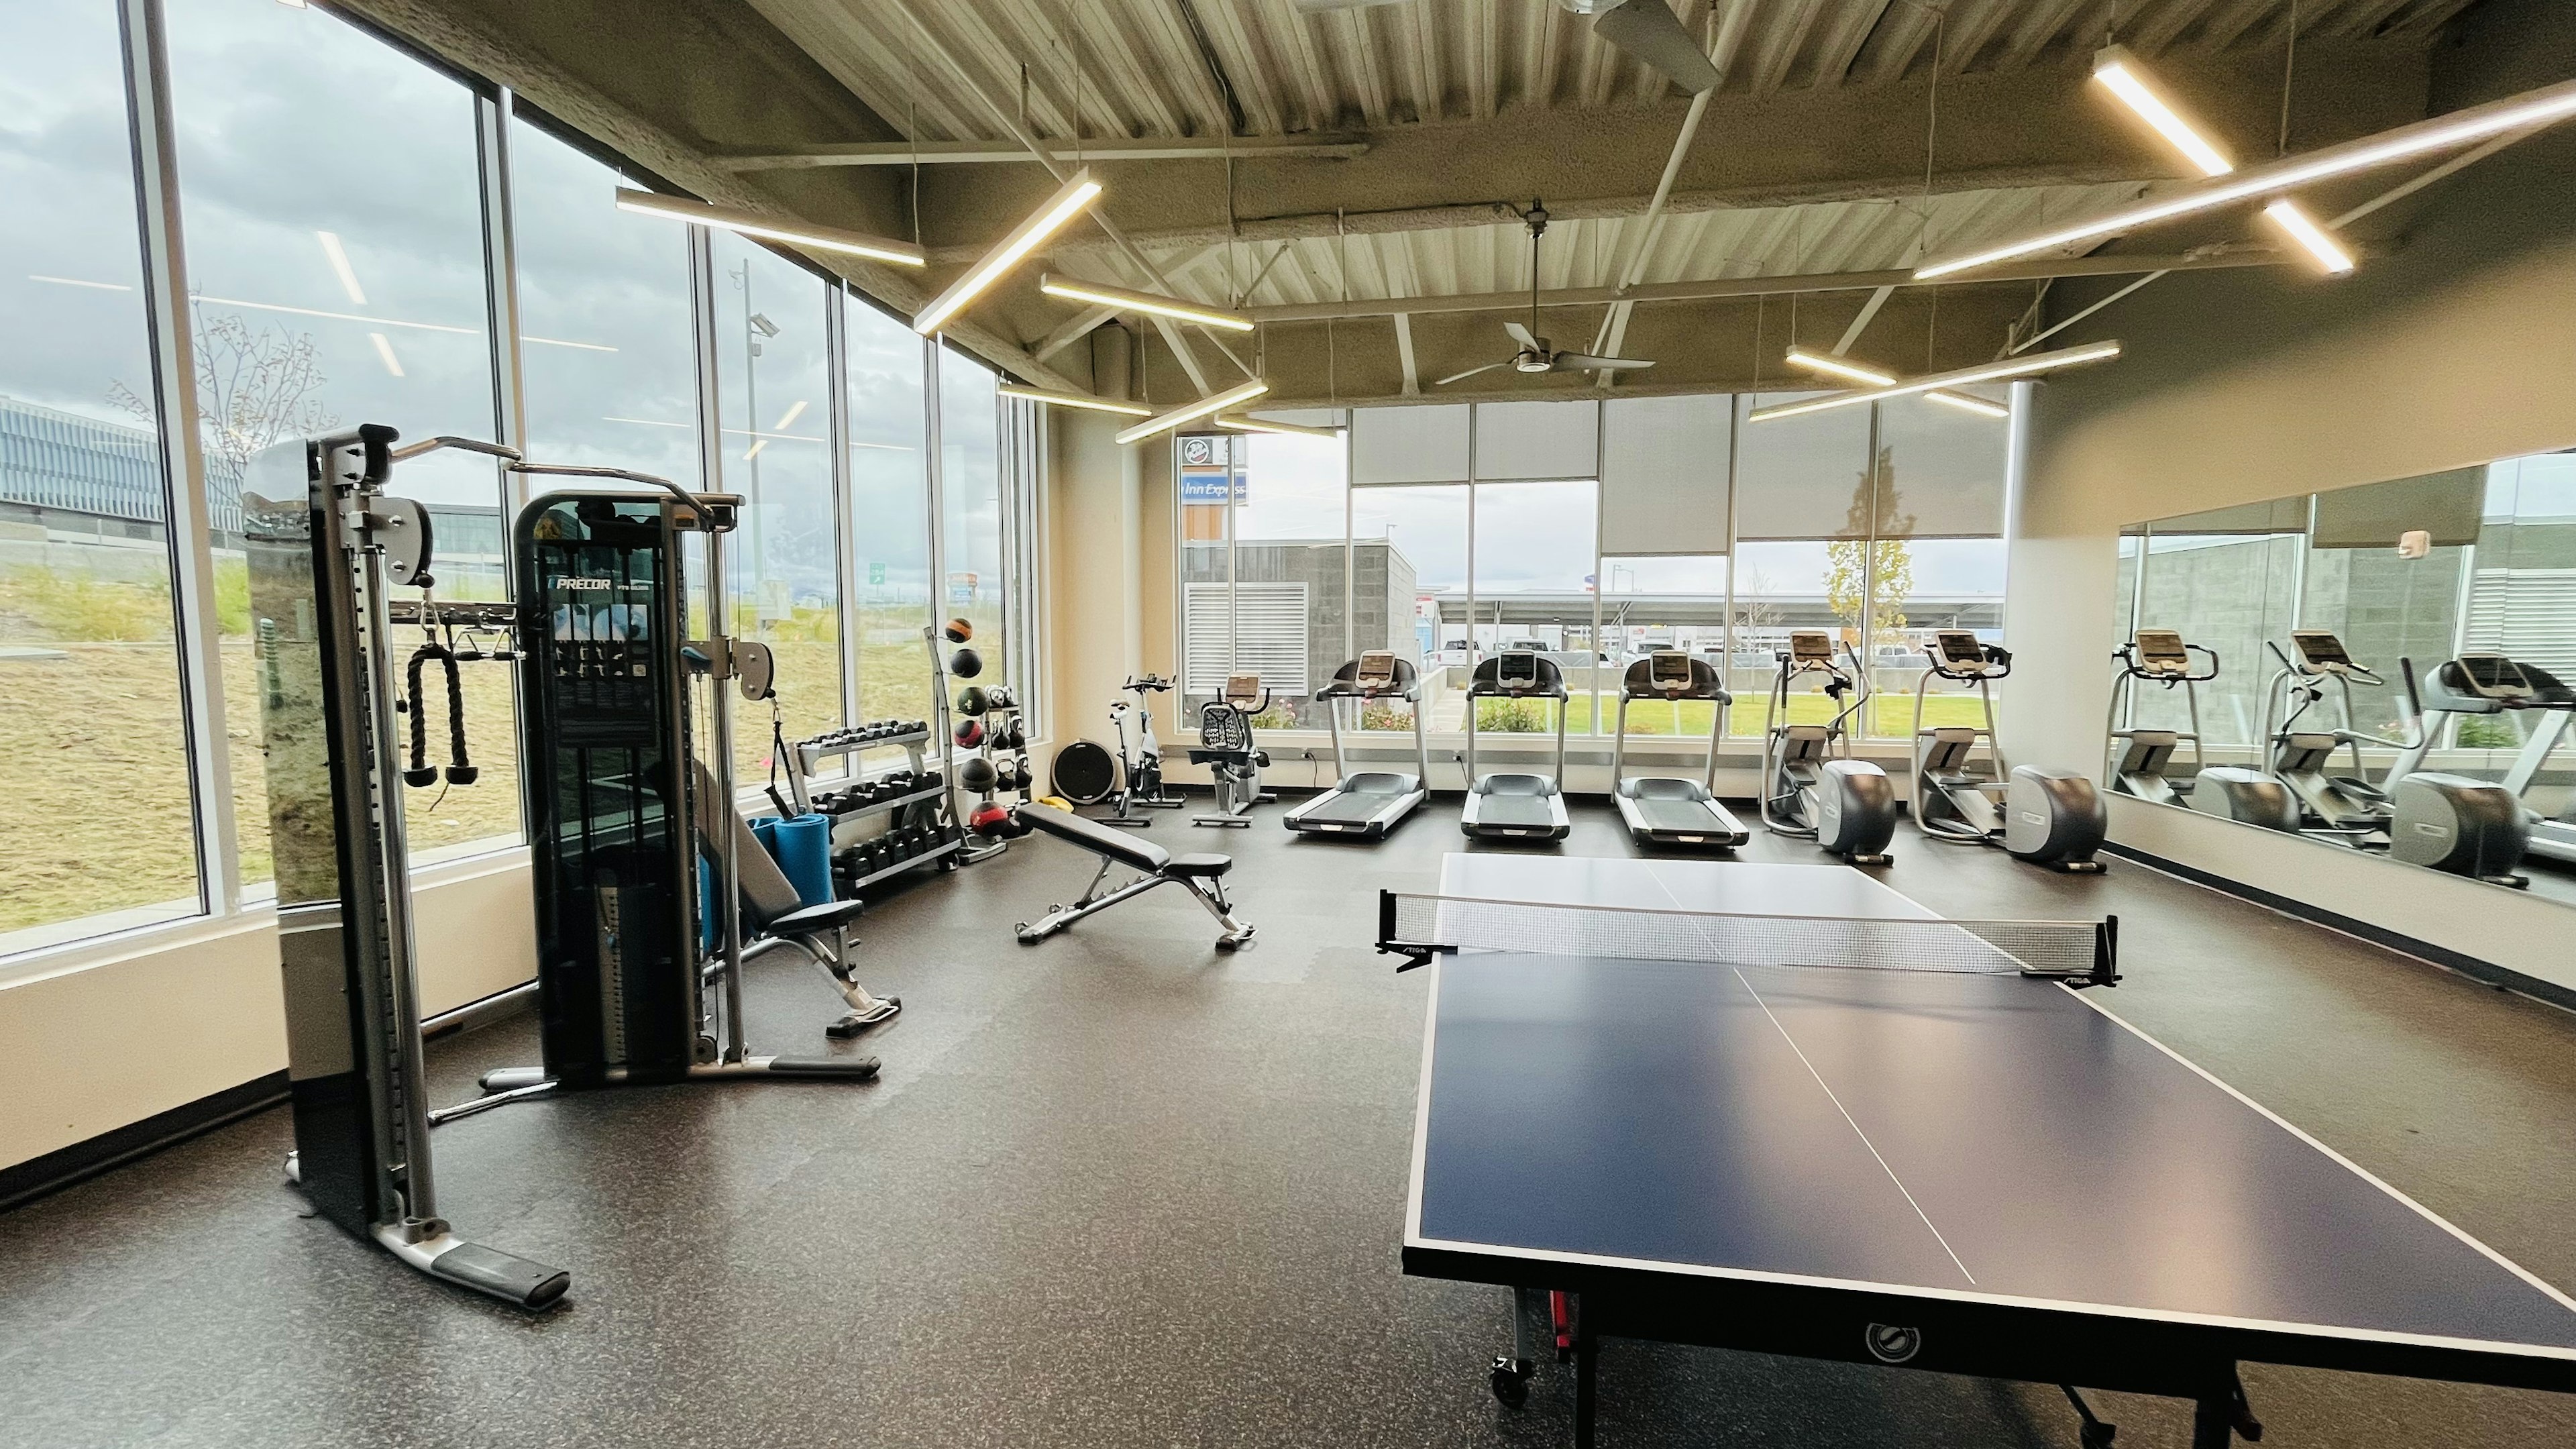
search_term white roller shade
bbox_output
[1352,404,1470,485]
[1473,400,1599,481]
[1600,394,1730,555]
[1734,394,1873,541]
[1184,580,1311,695]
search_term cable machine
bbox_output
[246,423,877,1307]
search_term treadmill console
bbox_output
[2133,629,2191,678]
[1496,650,1541,691]
[2454,653,2538,701]
[1354,651,1399,694]
[2292,629,2357,674]
[1649,649,1694,696]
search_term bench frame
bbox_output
[1012,807,1256,951]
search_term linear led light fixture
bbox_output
[996,383,1152,417]
[2092,46,2350,276]
[1749,341,2121,423]
[1917,74,2576,280]
[613,189,926,267]
[1783,348,2010,418]
[914,169,1101,335]
[2092,48,2235,176]
[316,231,366,305]
[1214,413,1341,438]
[1114,378,1271,445]
[1040,273,1254,332]
[1923,390,2011,419]
[2260,199,2356,274]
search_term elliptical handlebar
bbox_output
[2115,639,2220,685]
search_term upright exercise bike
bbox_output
[1908,630,2106,871]
[1190,674,1274,828]
[1758,631,1896,865]
[1053,674,1186,826]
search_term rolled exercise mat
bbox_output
[765,813,837,906]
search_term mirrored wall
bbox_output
[2109,451,2576,903]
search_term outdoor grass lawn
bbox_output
[0,590,933,937]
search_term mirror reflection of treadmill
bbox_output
[1282,651,1429,839]
[1613,649,1750,849]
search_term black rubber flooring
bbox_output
[4,796,2575,1448]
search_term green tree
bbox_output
[1823,445,1916,643]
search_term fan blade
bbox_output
[1593,0,1723,95]
[1434,360,1511,386]
[1551,354,1656,372]
[1502,319,1543,352]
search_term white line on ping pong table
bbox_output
[1645,863,1980,1288]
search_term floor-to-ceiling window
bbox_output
[1193,392,2012,749]
[845,295,932,724]
[711,234,841,775]
[0,2,1020,963]
[167,0,514,871]
[0,0,202,946]
[936,348,1006,680]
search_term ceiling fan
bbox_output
[1557,0,1723,94]
[1435,202,1657,387]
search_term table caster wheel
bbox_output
[1489,1356,1532,1409]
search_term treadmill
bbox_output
[1611,650,1750,849]
[1461,650,1570,841]
[1283,651,1431,839]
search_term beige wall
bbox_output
[1,854,538,1172]
[2004,97,2576,973]
[1040,411,1146,780]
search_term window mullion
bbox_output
[119,0,238,916]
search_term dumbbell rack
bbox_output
[963,698,1033,821]
[797,722,965,892]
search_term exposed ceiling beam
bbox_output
[969,162,2156,262]
[1393,313,1420,396]
[1030,303,1120,363]
[716,135,1372,170]
[1241,245,2319,323]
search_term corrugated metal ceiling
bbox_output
[747,0,2477,143]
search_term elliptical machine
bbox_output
[1189,674,1274,828]
[2108,629,2219,805]
[1758,631,1896,865]
[1909,630,2106,872]
[2256,631,2418,843]
[2376,652,2545,884]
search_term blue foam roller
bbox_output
[767,813,835,907]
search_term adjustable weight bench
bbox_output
[1012,803,1255,950]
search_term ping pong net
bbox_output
[1377,890,2118,986]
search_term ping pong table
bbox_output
[1393,855,2576,1447]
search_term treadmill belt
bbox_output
[1307,790,1393,825]
[1481,796,1557,828]
[1632,798,1723,833]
